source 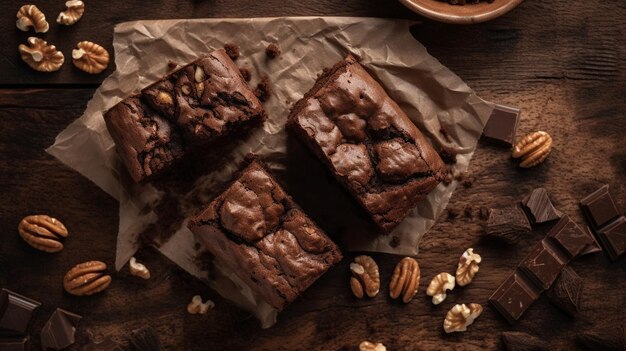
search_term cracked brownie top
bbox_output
[287,55,446,233]
[188,160,342,310]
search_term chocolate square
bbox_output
[40,308,82,350]
[519,240,567,290]
[521,188,563,224]
[546,216,593,259]
[489,272,541,324]
[597,216,626,262]
[482,104,520,146]
[580,184,620,229]
[0,289,41,335]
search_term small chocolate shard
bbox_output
[40,308,82,350]
[0,336,30,351]
[545,266,583,317]
[486,206,532,243]
[130,326,160,351]
[0,289,41,334]
[502,331,549,351]
[576,325,625,351]
[482,104,520,146]
[521,188,563,224]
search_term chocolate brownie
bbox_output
[188,160,342,310]
[287,55,446,233]
[104,49,266,182]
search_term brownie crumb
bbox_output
[464,205,474,218]
[442,172,454,186]
[167,60,178,70]
[390,236,400,248]
[239,68,252,82]
[265,43,281,59]
[448,207,461,219]
[457,171,475,188]
[439,148,458,164]
[254,76,272,102]
[224,43,240,61]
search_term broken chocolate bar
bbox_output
[0,289,41,335]
[40,308,82,350]
[546,266,583,317]
[482,104,520,146]
[521,188,563,224]
[580,184,626,262]
[486,205,532,243]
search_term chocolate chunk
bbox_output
[486,206,532,243]
[254,76,272,102]
[546,216,593,259]
[0,289,41,334]
[580,184,620,229]
[546,266,583,317]
[501,331,549,351]
[482,104,520,146]
[129,326,160,351]
[576,325,625,351]
[577,226,603,257]
[521,188,563,224]
[223,43,240,61]
[40,308,82,350]
[0,337,29,351]
[82,336,123,351]
[519,240,567,290]
[265,43,281,59]
[597,216,626,262]
[489,272,541,324]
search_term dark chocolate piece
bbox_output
[287,55,446,233]
[576,325,625,351]
[0,289,41,335]
[489,272,541,324]
[130,326,160,351]
[519,240,567,290]
[482,104,520,146]
[546,266,583,317]
[597,216,626,261]
[521,188,563,224]
[188,160,342,311]
[501,331,549,351]
[0,337,29,351]
[546,216,593,259]
[486,206,532,243]
[82,336,123,351]
[580,184,620,229]
[40,308,82,350]
[577,226,603,257]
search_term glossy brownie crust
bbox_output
[104,49,266,182]
[188,160,342,310]
[287,55,446,233]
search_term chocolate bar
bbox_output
[521,187,563,224]
[580,184,626,261]
[40,308,82,350]
[489,216,592,323]
[0,337,29,351]
[0,289,41,335]
[482,104,520,146]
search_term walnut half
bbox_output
[18,37,64,72]
[16,5,49,33]
[57,0,85,26]
[443,303,483,333]
[456,248,481,287]
[426,272,455,305]
[72,41,110,74]
[359,341,386,351]
[350,255,380,298]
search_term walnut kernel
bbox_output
[129,257,150,279]
[72,41,110,74]
[512,131,553,168]
[16,5,49,33]
[456,248,481,287]
[63,261,112,296]
[349,255,380,298]
[389,257,420,303]
[359,341,386,351]
[187,295,214,314]
[57,0,85,26]
[443,303,483,333]
[19,37,64,72]
[426,272,455,305]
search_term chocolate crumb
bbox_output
[464,205,474,218]
[254,76,272,102]
[265,43,281,59]
[224,43,240,61]
[448,207,461,219]
[239,68,251,82]
[167,61,178,71]
[457,171,475,188]
[442,172,454,186]
[390,236,400,248]
[439,148,458,164]
[502,331,549,351]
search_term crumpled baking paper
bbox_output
[46,17,493,328]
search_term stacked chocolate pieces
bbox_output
[580,184,626,261]
[0,289,40,350]
[104,48,266,182]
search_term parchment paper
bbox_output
[46,17,493,328]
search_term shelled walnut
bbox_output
[19,37,65,72]
[426,272,455,305]
[512,131,553,168]
[57,0,85,26]
[72,41,110,74]
[187,295,214,314]
[443,303,483,333]
[63,261,112,296]
[349,255,380,298]
[456,248,481,286]
[359,341,386,351]
[16,5,49,33]
[389,257,420,303]
[18,215,68,253]
[129,257,150,279]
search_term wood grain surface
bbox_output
[1,0,625,350]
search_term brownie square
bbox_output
[104,49,266,182]
[287,55,446,233]
[188,160,342,310]
[489,272,541,324]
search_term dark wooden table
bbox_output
[1,0,625,350]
